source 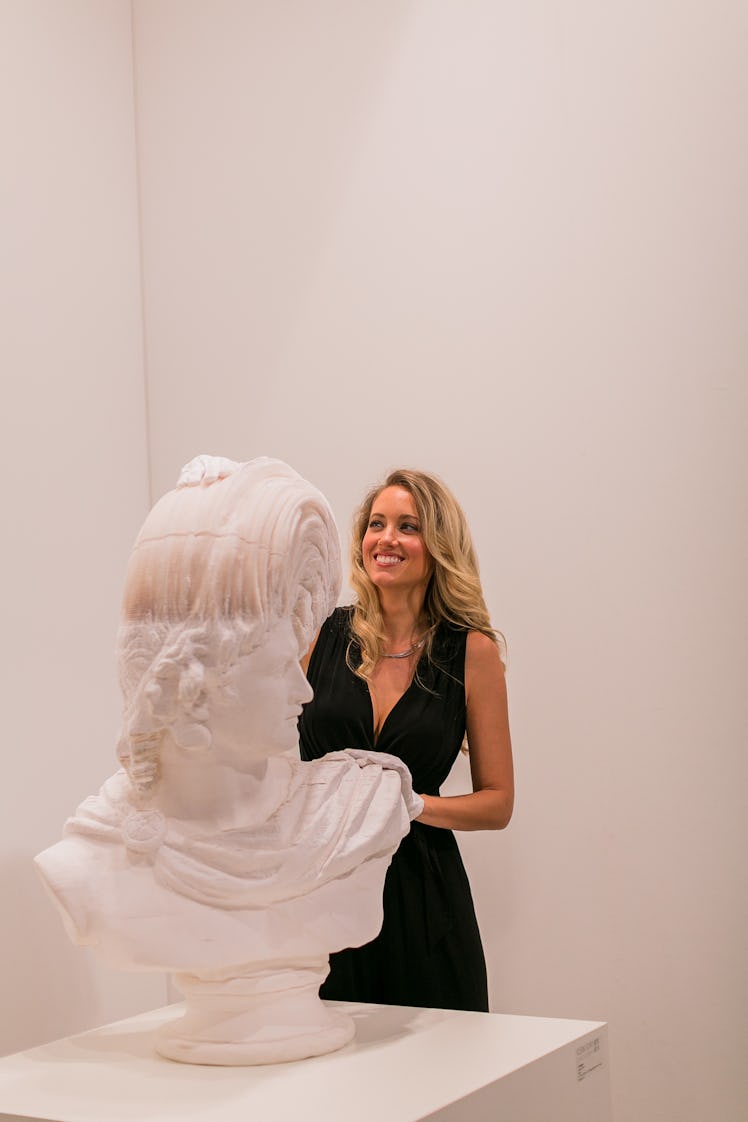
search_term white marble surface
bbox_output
[33,458,421,1065]
[0,1002,610,1122]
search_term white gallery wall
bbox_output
[131,4,747,1122]
[1,1,164,1054]
[2,3,745,1121]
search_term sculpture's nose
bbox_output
[290,661,314,707]
[298,673,314,706]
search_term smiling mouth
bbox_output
[374,554,404,567]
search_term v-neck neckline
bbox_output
[368,681,413,746]
[366,653,426,746]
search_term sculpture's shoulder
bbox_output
[292,750,383,798]
[280,751,414,873]
[34,834,112,947]
[33,770,135,946]
[296,750,420,819]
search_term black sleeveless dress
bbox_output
[298,607,489,1012]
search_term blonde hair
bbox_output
[349,468,504,680]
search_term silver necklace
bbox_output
[382,634,428,660]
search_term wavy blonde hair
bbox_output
[349,468,504,681]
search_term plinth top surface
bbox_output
[0,1002,605,1122]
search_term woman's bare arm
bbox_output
[416,631,514,830]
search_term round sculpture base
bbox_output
[155,961,355,1066]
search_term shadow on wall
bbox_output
[1,858,164,1057]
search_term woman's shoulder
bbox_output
[465,629,498,653]
[313,605,353,639]
[323,604,353,637]
[428,618,469,677]
[431,621,503,674]
[302,606,352,672]
[465,629,506,674]
[433,616,469,648]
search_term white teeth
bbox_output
[376,554,402,566]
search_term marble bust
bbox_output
[35,456,422,1065]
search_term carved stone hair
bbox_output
[116,458,341,796]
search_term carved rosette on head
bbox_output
[116,456,341,813]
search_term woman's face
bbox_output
[361,486,433,596]
[210,618,313,767]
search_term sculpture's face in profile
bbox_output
[210,617,313,768]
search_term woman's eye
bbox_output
[368,519,384,529]
[401,522,419,533]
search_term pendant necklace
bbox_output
[382,633,429,660]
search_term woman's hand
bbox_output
[416,631,514,831]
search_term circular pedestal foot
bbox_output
[155,962,355,1066]
[156,1009,354,1066]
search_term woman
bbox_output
[299,468,514,1012]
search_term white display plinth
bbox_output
[0,1001,610,1122]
